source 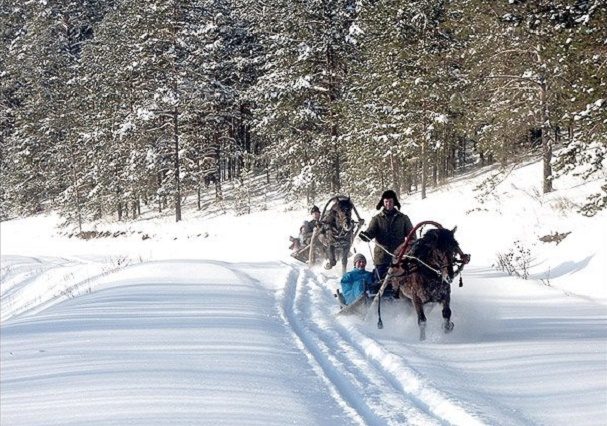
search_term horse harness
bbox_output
[372,221,470,331]
[320,215,359,243]
[376,238,466,287]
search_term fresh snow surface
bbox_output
[1,160,606,425]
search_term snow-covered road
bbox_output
[2,255,605,425]
[1,259,352,425]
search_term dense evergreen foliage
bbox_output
[1,0,605,223]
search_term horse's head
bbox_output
[409,227,467,281]
[331,198,354,232]
[431,228,461,254]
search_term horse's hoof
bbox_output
[444,321,454,333]
[419,322,427,341]
[324,261,332,270]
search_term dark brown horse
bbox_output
[309,196,363,274]
[378,226,470,340]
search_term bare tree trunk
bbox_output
[421,133,427,200]
[173,107,182,222]
[68,142,83,232]
[403,164,412,194]
[157,173,163,213]
[390,152,401,195]
[432,150,438,187]
[540,78,553,194]
[459,137,466,171]
[215,134,222,200]
[568,123,573,143]
[325,41,341,193]
[169,2,182,221]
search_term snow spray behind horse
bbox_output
[372,222,470,340]
[308,196,365,274]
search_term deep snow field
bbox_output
[1,159,606,425]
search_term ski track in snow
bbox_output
[279,262,491,426]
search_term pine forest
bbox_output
[1,0,606,226]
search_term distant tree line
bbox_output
[1,0,605,225]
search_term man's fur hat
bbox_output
[353,253,366,264]
[310,205,320,214]
[376,190,401,210]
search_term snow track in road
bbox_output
[279,264,483,425]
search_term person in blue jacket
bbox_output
[340,253,375,305]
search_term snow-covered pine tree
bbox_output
[342,0,468,201]
[1,0,109,228]
[0,1,33,217]
[77,1,165,221]
[466,0,607,194]
[78,0,225,222]
[188,0,262,203]
[75,0,262,221]
[551,2,606,215]
[249,0,359,200]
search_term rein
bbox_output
[373,240,452,283]
[402,254,449,282]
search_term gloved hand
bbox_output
[359,232,371,242]
[461,253,471,264]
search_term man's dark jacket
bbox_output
[361,209,414,266]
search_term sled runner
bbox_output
[335,290,369,316]
[334,287,396,317]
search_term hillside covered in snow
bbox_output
[1,159,606,425]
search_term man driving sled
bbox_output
[359,190,414,280]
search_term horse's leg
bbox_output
[412,295,427,341]
[442,295,454,333]
[309,229,320,265]
[323,245,335,269]
[341,248,348,275]
[328,245,336,267]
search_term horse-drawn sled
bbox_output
[335,221,470,340]
[290,196,365,274]
[289,198,470,340]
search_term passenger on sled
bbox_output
[289,205,321,252]
[338,253,374,305]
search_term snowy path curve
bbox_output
[0,255,140,322]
